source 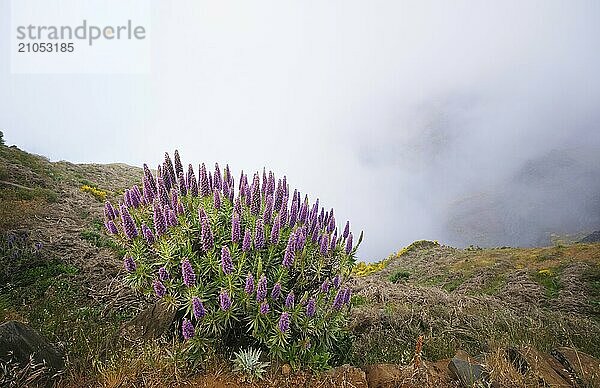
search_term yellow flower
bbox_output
[81,185,107,202]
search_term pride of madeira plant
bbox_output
[103,151,361,369]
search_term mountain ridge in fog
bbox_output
[445,146,600,247]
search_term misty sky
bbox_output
[1,1,600,260]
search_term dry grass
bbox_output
[349,242,600,367]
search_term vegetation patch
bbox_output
[353,258,389,277]
[80,184,107,202]
[388,269,410,284]
[102,151,361,371]
[350,295,368,307]
[480,273,506,295]
[532,268,562,299]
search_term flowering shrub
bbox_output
[352,258,389,277]
[103,151,361,368]
[80,184,107,202]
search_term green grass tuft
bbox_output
[388,269,410,284]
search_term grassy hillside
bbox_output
[350,241,600,375]
[1,141,599,387]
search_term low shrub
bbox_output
[352,258,389,277]
[80,184,107,202]
[103,151,362,369]
[388,269,410,283]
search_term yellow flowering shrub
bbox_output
[81,185,107,202]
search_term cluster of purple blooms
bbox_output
[105,150,357,342]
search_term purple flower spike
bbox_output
[256,275,267,302]
[104,201,116,221]
[181,258,196,287]
[278,312,290,333]
[327,213,336,233]
[219,290,232,311]
[299,197,308,224]
[221,246,234,275]
[214,163,222,190]
[159,266,169,281]
[306,297,316,318]
[251,173,261,216]
[245,272,255,294]
[234,197,242,215]
[164,152,176,190]
[143,164,158,195]
[345,232,353,254]
[320,279,330,293]
[153,202,167,237]
[157,176,170,207]
[124,190,133,208]
[187,164,198,197]
[199,163,210,197]
[343,287,352,305]
[259,301,270,315]
[178,171,187,196]
[242,228,252,252]
[177,202,185,215]
[167,209,178,227]
[133,185,145,205]
[120,204,138,239]
[153,279,166,298]
[261,169,267,197]
[198,207,208,223]
[333,288,345,310]
[245,185,252,207]
[254,219,265,249]
[174,150,183,180]
[124,256,136,273]
[311,227,319,243]
[201,216,214,252]
[271,282,282,300]
[330,231,337,251]
[282,236,295,269]
[143,175,155,204]
[263,195,273,223]
[333,275,341,289]
[320,234,329,256]
[343,221,350,239]
[223,178,230,201]
[270,215,281,244]
[225,164,233,184]
[231,213,241,243]
[285,291,295,309]
[193,297,206,319]
[142,224,155,244]
[182,318,194,340]
[213,190,221,210]
[279,195,288,226]
[130,187,142,208]
[274,179,283,211]
[105,220,118,235]
[171,190,179,209]
[295,228,306,252]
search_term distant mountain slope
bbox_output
[445,148,600,247]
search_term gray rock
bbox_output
[507,347,572,387]
[448,350,490,387]
[551,347,600,387]
[579,231,600,243]
[122,301,177,340]
[0,320,64,371]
